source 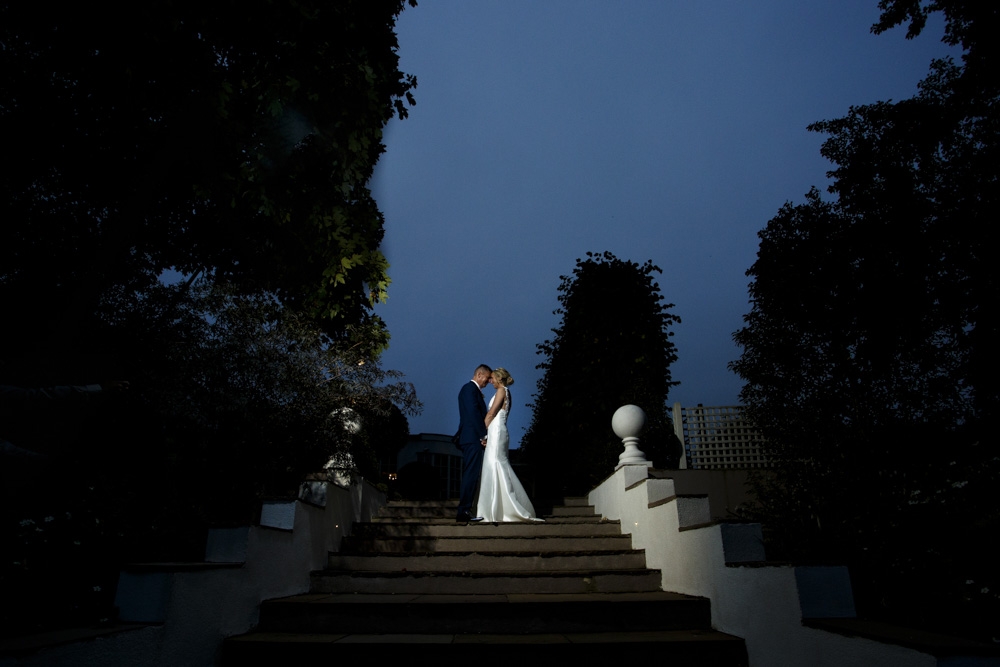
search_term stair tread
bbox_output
[270,591,698,604]
[316,568,660,577]
[348,533,627,537]
[228,629,745,644]
[353,524,624,536]
[344,537,630,543]
[368,519,610,524]
[340,536,633,553]
[222,497,748,665]
[335,549,642,556]
[364,520,613,525]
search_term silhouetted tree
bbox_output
[136,280,421,511]
[732,0,999,640]
[522,252,681,503]
[1,277,421,636]
[0,0,420,636]
[352,398,412,488]
[0,0,417,365]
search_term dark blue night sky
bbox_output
[370,1,958,446]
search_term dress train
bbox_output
[476,390,543,522]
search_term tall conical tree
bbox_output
[522,252,681,503]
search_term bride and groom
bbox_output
[455,364,543,523]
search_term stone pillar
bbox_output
[613,404,653,470]
[672,402,688,469]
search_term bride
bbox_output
[476,368,543,522]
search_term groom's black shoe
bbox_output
[456,512,484,523]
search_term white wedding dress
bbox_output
[476,389,543,522]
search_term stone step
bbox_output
[326,550,647,572]
[379,505,461,518]
[310,569,664,595]
[546,505,597,517]
[382,500,461,508]
[222,630,749,665]
[254,592,712,635]
[219,495,751,666]
[369,514,607,525]
[352,520,624,537]
[539,515,606,523]
[340,534,634,553]
[375,499,592,520]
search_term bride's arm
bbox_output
[484,386,506,427]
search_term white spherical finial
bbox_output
[612,404,646,439]
[613,404,652,470]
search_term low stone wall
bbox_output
[589,466,941,667]
[4,478,386,667]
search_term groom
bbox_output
[455,364,492,523]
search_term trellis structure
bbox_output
[671,403,769,470]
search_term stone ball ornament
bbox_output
[612,404,646,440]
[613,404,652,469]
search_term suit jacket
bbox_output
[456,381,488,446]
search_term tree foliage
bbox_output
[523,252,682,503]
[732,0,999,640]
[1,277,420,636]
[134,279,421,508]
[0,0,417,358]
[0,0,421,635]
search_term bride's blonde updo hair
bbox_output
[492,367,514,387]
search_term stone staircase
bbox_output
[222,498,749,664]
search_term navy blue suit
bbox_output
[456,380,488,517]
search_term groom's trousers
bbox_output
[457,441,485,516]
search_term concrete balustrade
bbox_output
[1,478,386,667]
[5,408,997,666]
[588,464,961,667]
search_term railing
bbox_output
[671,403,769,470]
